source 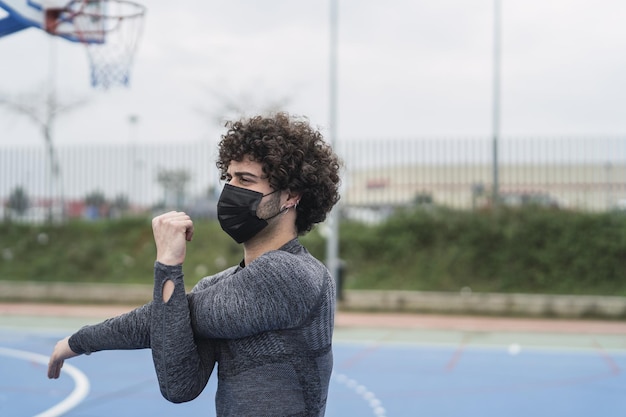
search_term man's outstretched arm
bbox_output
[47,302,152,379]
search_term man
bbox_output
[47,112,342,416]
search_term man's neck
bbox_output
[243,233,296,265]
[242,216,298,265]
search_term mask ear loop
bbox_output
[264,204,291,221]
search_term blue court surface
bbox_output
[1,312,625,417]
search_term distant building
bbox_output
[344,163,626,214]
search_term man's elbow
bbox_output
[160,387,202,404]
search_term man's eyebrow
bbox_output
[230,171,261,179]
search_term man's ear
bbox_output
[286,191,302,208]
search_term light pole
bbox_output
[128,114,139,209]
[326,0,340,294]
[492,0,501,206]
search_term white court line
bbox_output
[0,346,90,417]
[332,372,387,417]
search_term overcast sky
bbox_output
[1,0,626,149]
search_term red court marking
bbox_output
[445,334,471,372]
[338,342,383,370]
[593,339,621,375]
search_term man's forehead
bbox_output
[227,159,264,176]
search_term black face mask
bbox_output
[217,184,283,243]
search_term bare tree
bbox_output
[195,80,293,129]
[157,168,191,209]
[0,87,87,222]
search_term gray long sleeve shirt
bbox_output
[68,239,335,416]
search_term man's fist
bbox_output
[152,211,194,266]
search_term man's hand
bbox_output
[48,336,79,379]
[152,211,194,266]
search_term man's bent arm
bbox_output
[150,262,215,403]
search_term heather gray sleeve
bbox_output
[188,251,325,339]
[150,262,215,404]
[68,303,151,355]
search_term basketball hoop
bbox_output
[45,0,146,89]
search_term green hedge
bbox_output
[0,218,243,286]
[1,207,625,296]
[338,207,626,296]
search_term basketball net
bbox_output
[47,0,146,89]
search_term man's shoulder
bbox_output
[255,246,330,289]
[192,265,239,292]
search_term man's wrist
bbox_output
[155,260,183,269]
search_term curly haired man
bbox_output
[47,113,342,416]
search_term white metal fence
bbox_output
[2,136,626,223]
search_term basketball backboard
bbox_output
[0,0,146,88]
[0,0,89,42]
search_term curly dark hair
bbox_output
[216,112,341,234]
